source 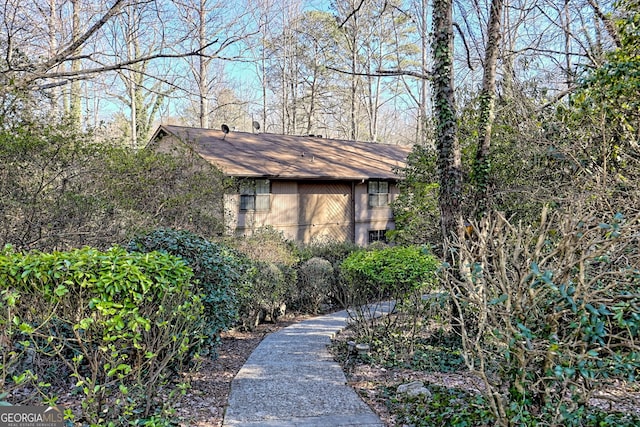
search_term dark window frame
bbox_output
[240,179,271,212]
[368,229,387,244]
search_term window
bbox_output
[368,230,387,244]
[240,179,270,211]
[368,180,389,208]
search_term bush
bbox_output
[227,226,299,266]
[0,120,228,252]
[294,257,334,313]
[224,227,299,329]
[298,240,359,306]
[236,261,296,329]
[339,245,440,305]
[127,229,245,353]
[0,245,205,424]
[337,245,441,341]
[445,208,640,426]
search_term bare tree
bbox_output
[173,0,260,129]
[104,1,175,147]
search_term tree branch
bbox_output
[587,0,622,49]
[537,85,578,111]
[338,0,366,28]
[27,39,219,89]
[40,0,129,72]
[326,65,431,80]
[453,22,474,71]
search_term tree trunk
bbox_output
[69,0,82,127]
[473,0,504,214]
[350,29,358,140]
[432,0,464,247]
[198,0,209,129]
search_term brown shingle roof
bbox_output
[151,125,411,181]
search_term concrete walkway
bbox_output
[222,304,394,427]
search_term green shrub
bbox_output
[299,239,359,267]
[237,261,296,329]
[0,245,205,424]
[0,120,228,252]
[127,228,246,353]
[224,227,300,328]
[294,257,334,313]
[339,245,440,305]
[298,240,359,306]
[227,226,299,266]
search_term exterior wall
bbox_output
[227,181,300,241]
[297,182,353,243]
[353,181,399,246]
[226,179,398,246]
[153,132,402,246]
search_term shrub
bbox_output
[298,240,359,306]
[127,229,246,353]
[0,121,229,252]
[224,227,300,328]
[236,261,296,329]
[227,226,299,266]
[0,245,205,424]
[338,245,441,341]
[445,208,640,426]
[294,257,334,313]
[339,245,440,305]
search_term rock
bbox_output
[397,381,431,398]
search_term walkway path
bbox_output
[222,303,394,427]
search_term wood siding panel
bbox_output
[231,181,299,241]
[353,182,398,245]
[298,183,353,243]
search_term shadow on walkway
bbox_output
[222,303,394,426]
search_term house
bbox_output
[149,125,411,246]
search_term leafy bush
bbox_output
[127,229,245,352]
[237,261,296,329]
[294,257,334,313]
[298,240,359,306]
[227,226,299,266]
[0,120,228,252]
[224,227,300,329]
[338,245,441,341]
[0,245,205,424]
[339,245,440,305]
[390,143,442,247]
[299,239,359,268]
